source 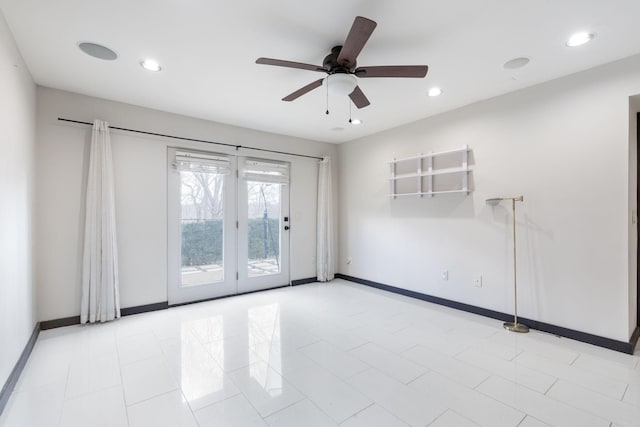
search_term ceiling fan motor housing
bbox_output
[323,46,356,74]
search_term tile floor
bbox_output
[2,279,640,426]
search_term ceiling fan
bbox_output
[256,16,428,109]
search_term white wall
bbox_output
[339,54,640,342]
[0,10,36,386]
[36,87,337,321]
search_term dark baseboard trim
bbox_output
[0,322,40,417]
[336,273,638,354]
[40,316,80,330]
[629,326,640,351]
[41,301,169,330]
[291,277,317,286]
[121,302,168,316]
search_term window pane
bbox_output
[180,170,225,286]
[246,181,281,277]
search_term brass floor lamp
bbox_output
[486,196,529,333]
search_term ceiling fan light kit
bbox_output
[256,16,429,114]
[323,74,357,96]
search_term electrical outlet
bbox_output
[474,276,482,288]
[442,270,448,281]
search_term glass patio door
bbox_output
[237,158,290,293]
[168,149,237,305]
[168,150,290,305]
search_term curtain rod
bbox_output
[57,118,324,161]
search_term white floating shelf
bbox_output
[384,146,469,164]
[387,189,470,198]
[388,145,471,198]
[388,166,469,180]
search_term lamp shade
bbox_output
[323,73,357,96]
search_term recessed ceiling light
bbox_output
[78,42,118,61]
[350,119,362,125]
[503,57,530,70]
[566,32,594,47]
[140,58,162,72]
[428,87,442,97]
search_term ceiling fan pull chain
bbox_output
[348,98,352,123]
[325,78,330,115]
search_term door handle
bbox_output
[284,225,290,231]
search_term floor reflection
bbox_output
[249,303,282,396]
[179,319,224,404]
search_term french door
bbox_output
[237,159,290,293]
[168,149,290,305]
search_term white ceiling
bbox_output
[2,0,640,143]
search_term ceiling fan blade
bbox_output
[355,65,428,78]
[256,57,326,72]
[282,78,325,101]
[349,86,370,109]
[337,16,377,68]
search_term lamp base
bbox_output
[503,322,529,333]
